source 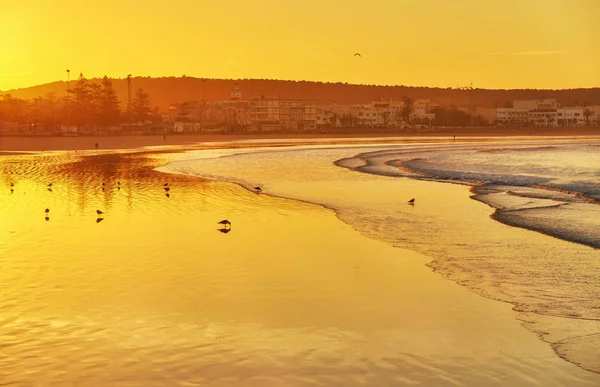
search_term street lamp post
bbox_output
[66,69,70,131]
[127,74,132,132]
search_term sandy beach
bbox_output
[1,138,599,386]
[1,126,599,152]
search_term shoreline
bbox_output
[1,128,600,152]
[155,142,600,376]
[5,148,599,385]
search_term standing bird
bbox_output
[117,181,121,185]
[254,186,262,193]
[408,198,415,204]
[164,187,170,192]
[96,209,104,215]
[217,220,231,229]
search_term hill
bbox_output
[4,77,600,112]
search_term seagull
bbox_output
[254,186,262,193]
[96,209,104,215]
[354,53,361,57]
[408,198,415,204]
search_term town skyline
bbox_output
[2,0,599,90]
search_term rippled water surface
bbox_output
[162,139,600,376]
[1,144,599,386]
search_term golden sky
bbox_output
[1,0,599,90]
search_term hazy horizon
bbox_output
[2,0,599,91]
[4,75,600,93]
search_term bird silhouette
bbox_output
[408,198,415,204]
[254,186,262,193]
[102,182,105,186]
[217,220,231,229]
[165,193,170,198]
[10,189,14,194]
[163,183,169,187]
[96,218,104,223]
[117,181,121,185]
[218,228,231,234]
[96,210,104,215]
[47,183,53,187]
[9,183,14,187]
[45,216,50,222]
[45,208,50,214]
[47,188,53,192]
[354,53,361,57]
[164,187,170,192]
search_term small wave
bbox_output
[478,146,558,153]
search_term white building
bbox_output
[249,97,317,131]
[495,99,592,127]
[514,99,558,110]
[557,107,584,127]
[496,108,529,124]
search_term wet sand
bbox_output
[1,127,599,152]
[1,147,599,386]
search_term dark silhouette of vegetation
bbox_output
[4,77,600,113]
[131,88,151,122]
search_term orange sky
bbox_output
[1,0,599,91]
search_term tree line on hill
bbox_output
[0,74,159,131]
[5,77,600,113]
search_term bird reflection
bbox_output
[165,193,170,198]
[408,198,415,205]
[45,216,50,221]
[47,188,53,192]
[96,218,104,223]
[218,228,231,234]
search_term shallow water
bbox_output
[162,139,600,375]
[1,145,599,386]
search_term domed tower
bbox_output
[231,83,242,100]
